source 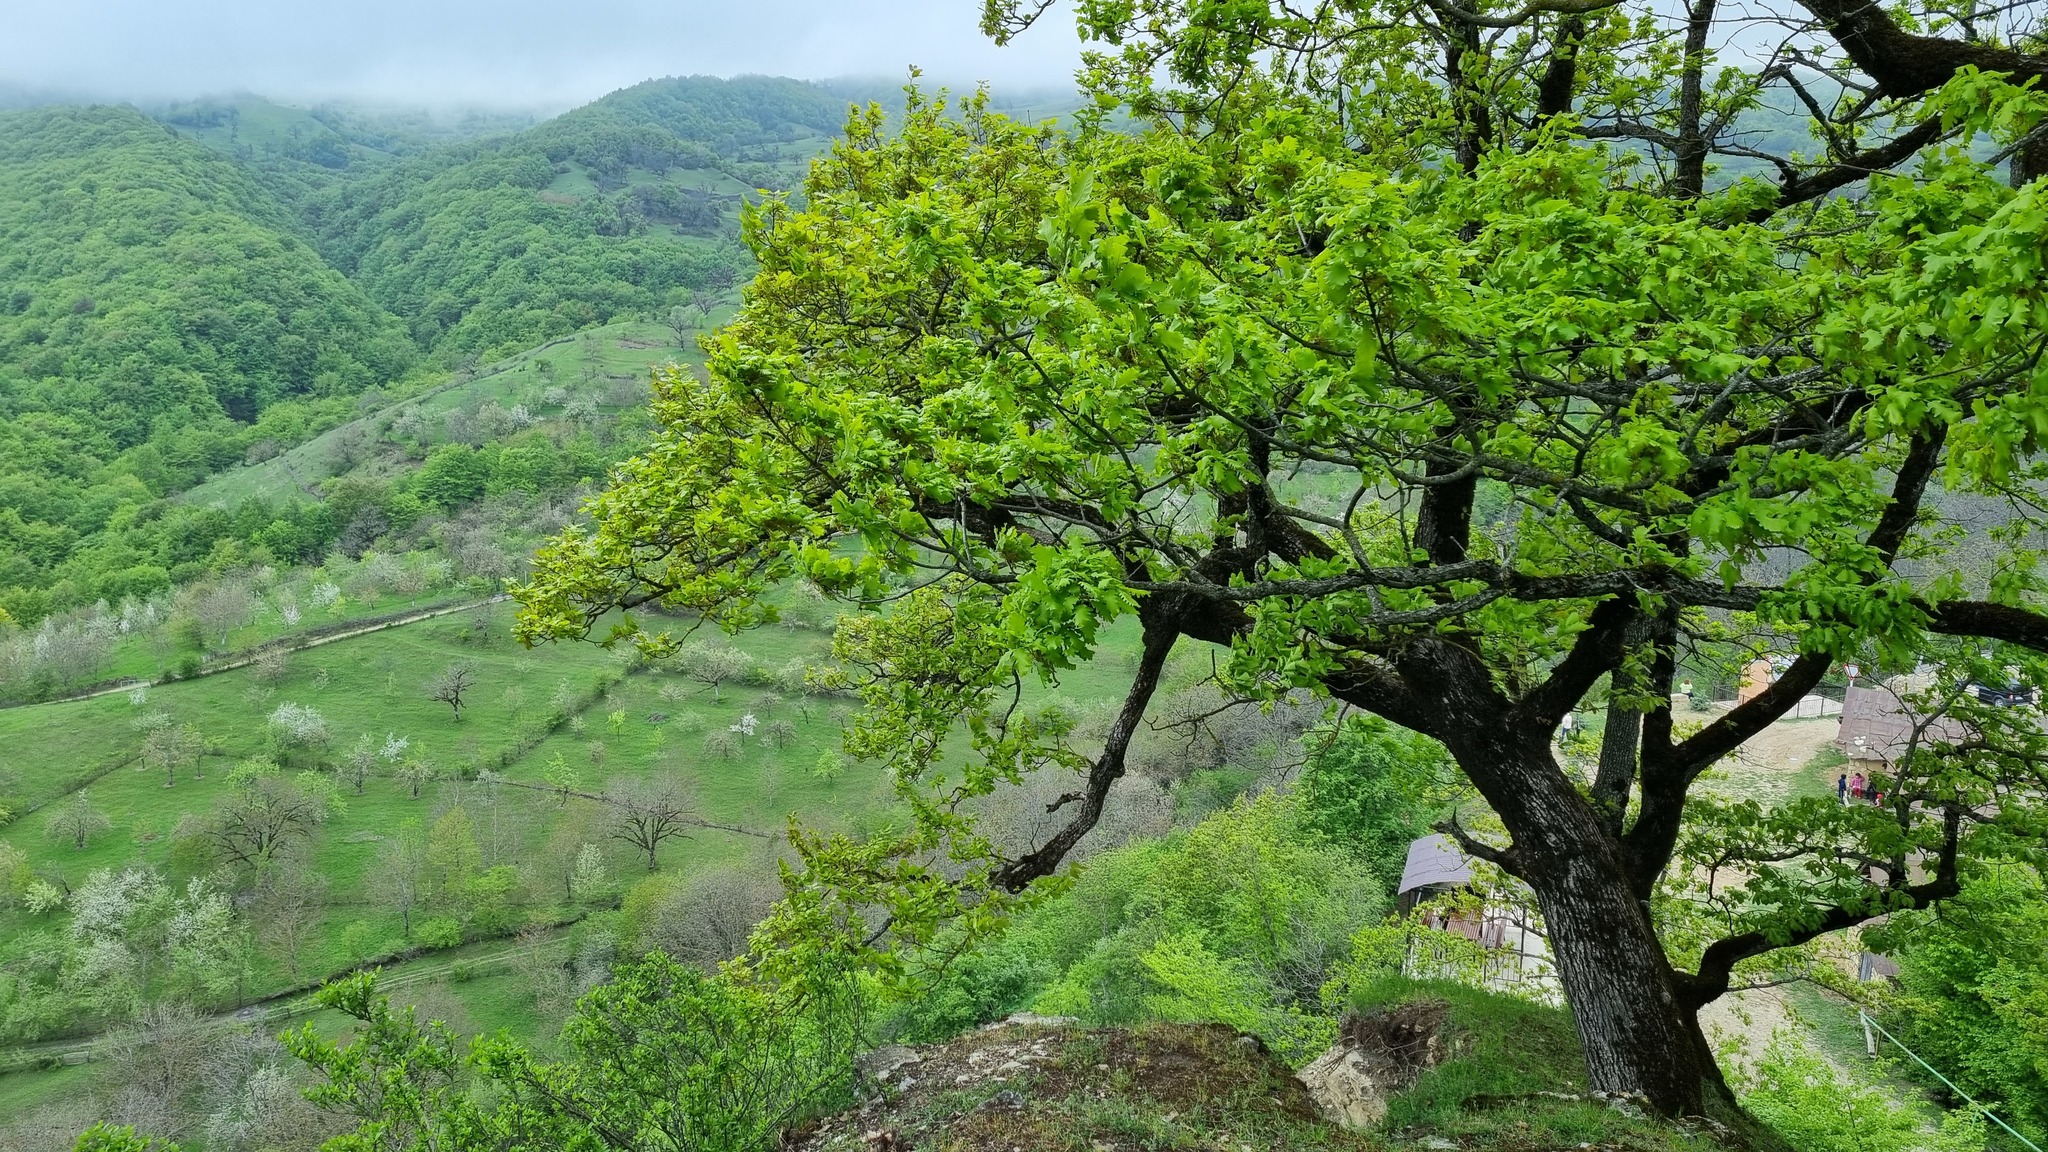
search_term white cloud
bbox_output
[1,0,1083,108]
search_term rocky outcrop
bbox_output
[791,1019,1352,1151]
[1296,999,1455,1130]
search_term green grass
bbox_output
[1348,975,1587,1130]
[544,167,601,198]
[1349,976,1739,1152]
[93,585,480,690]
[178,318,697,508]
[0,553,1172,1122]
[0,1059,95,1121]
[0,597,943,1027]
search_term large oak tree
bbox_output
[517,0,2048,1121]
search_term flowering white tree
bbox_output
[164,876,245,1000]
[267,702,330,766]
[569,843,611,902]
[728,713,758,737]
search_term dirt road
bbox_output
[21,595,506,709]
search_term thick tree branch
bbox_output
[994,602,1180,891]
[1437,811,1528,877]
[1676,806,1963,1010]
[1796,0,2048,98]
[1752,118,1947,218]
[1924,599,2048,652]
[1520,596,1635,731]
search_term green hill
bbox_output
[0,105,418,617]
[301,76,856,362]
[147,94,541,214]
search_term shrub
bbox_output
[1299,715,1453,896]
[1348,974,1586,1130]
[1737,1035,1988,1152]
[912,793,1384,1059]
[417,917,464,949]
[289,950,867,1152]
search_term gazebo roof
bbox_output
[1398,833,1474,896]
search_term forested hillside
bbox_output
[297,76,848,360]
[150,95,543,212]
[0,77,869,625]
[0,106,416,617]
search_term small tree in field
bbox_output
[47,789,111,849]
[542,753,581,805]
[371,820,429,938]
[665,304,696,350]
[141,722,203,787]
[267,702,330,767]
[251,648,290,686]
[344,734,377,795]
[605,776,696,872]
[702,730,741,762]
[181,575,256,649]
[395,758,439,800]
[253,863,329,980]
[427,662,477,720]
[676,643,751,702]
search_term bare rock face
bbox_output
[1298,1044,1393,1129]
[855,1044,923,1092]
[1297,1000,1454,1130]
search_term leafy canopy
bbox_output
[517,0,2048,1110]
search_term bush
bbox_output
[290,948,867,1152]
[1347,974,1585,1129]
[418,917,464,950]
[911,793,1385,1061]
[449,961,477,983]
[1869,864,2048,1142]
[1737,1035,1987,1152]
[890,937,1052,1043]
[1299,715,1453,896]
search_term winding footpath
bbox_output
[18,595,509,709]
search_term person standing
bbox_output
[1850,771,1866,800]
[1838,773,1849,803]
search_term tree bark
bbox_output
[1428,702,1729,1117]
[1517,820,1721,1116]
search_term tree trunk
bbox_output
[1441,730,1732,1120]
[1522,844,1720,1116]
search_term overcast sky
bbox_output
[2,0,1084,110]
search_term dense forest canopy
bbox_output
[0,106,416,612]
[298,76,851,361]
[0,106,413,441]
